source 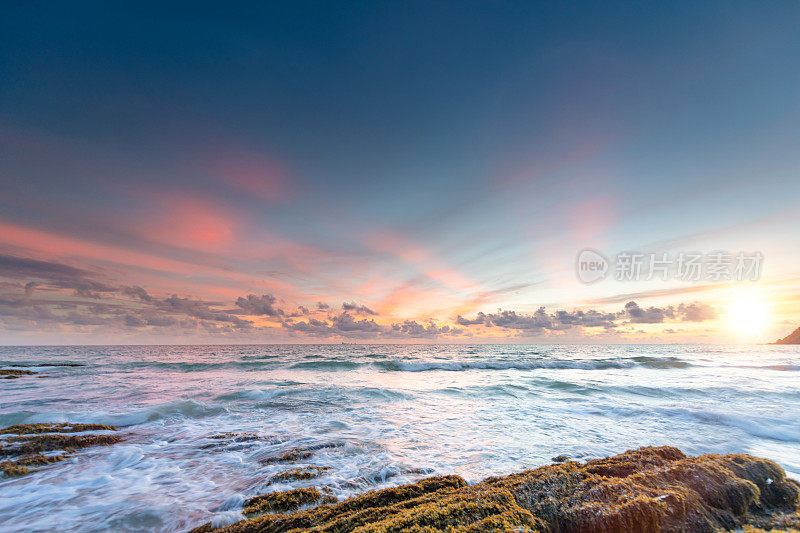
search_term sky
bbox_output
[1,1,799,344]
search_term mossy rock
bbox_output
[1,433,122,456]
[260,448,315,464]
[0,369,36,379]
[270,466,331,484]
[192,447,800,533]
[0,423,117,435]
[0,422,122,477]
[1,454,65,476]
[243,487,336,516]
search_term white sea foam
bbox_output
[0,343,798,531]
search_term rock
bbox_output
[1,454,65,476]
[0,423,117,435]
[551,454,571,463]
[243,487,337,516]
[773,327,800,344]
[259,448,315,464]
[191,446,800,532]
[0,422,122,477]
[1,433,122,455]
[0,369,37,379]
[270,466,331,484]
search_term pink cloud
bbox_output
[204,149,292,202]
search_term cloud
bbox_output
[677,302,717,322]
[623,301,674,323]
[456,313,486,326]
[24,282,37,297]
[453,299,714,334]
[161,295,252,327]
[553,309,618,329]
[389,320,461,338]
[342,301,377,315]
[122,285,151,302]
[332,312,382,332]
[0,253,116,297]
[235,294,283,316]
[0,252,723,341]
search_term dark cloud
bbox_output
[342,301,377,315]
[24,282,37,297]
[553,309,618,329]
[235,294,283,316]
[677,302,717,322]
[0,254,116,297]
[0,254,91,280]
[122,285,151,302]
[332,312,382,332]
[623,301,674,323]
[160,295,252,328]
[282,312,384,337]
[454,300,710,334]
[456,313,486,326]
[389,320,460,338]
[316,302,330,310]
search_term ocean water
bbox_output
[1,344,799,532]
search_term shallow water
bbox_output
[1,344,799,532]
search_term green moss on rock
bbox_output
[0,422,121,477]
[1,454,65,476]
[1,433,122,456]
[270,466,331,483]
[243,487,333,516]
[0,423,117,435]
[260,448,315,464]
[0,369,36,379]
[192,447,800,533]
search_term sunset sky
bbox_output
[1,2,799,344]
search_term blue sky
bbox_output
[1,2,799,343]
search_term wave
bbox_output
[372,356,690,372]
[120,361,278,372]
[14,400,228,428]
[289,360,362,370]
[728,364,800,372]
[683,409,800,443]
[630,356,691,369]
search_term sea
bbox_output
[1,344,799,532]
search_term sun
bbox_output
[725,288,770,341]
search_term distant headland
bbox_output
[773,327,800,344]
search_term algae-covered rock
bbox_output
[258,442,344,465]
[191,447,800,533]
[0,422,122,477]
[0,369,36,379]
[0,454,65,476]
[270,466,331,484]
[243,487,336,516]
[259,448,315,464]
[0,423,117,435]
[1,433,122,456]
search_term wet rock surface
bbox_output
[0,369,38,379]
[0,423,122,477]
[269,466,332,484]
[189,446,800,533]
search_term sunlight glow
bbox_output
[725,288,770,341]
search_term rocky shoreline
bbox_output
[189,446,800,533]
[2,421,799,531]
